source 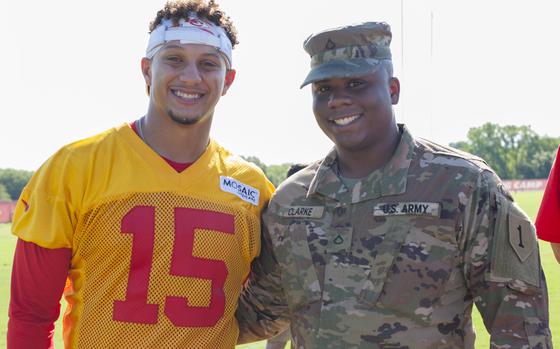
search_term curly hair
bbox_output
[149,0,238,48]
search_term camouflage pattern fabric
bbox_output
[304,22,392,64]
[309,44,391,69]
[237,125,552,349]
[300,22,392,88]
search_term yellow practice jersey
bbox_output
[12,124,274,349]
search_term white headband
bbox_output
[146,14,233,68]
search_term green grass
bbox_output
[1,191,557,348]
[0,224,14,346]
[513,190,544,221]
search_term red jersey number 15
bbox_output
[112,206,234,327]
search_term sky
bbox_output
[1,0,559,171]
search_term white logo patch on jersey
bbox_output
[220,176,260,206]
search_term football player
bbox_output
[8,1,274,348]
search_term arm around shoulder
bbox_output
[236,210,290,344]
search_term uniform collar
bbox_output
[307,124,415,203]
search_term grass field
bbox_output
[0,190,557,348]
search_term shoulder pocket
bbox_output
[489,195,540,287]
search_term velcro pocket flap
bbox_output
[489,196,540,287]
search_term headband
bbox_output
[146,14,233,68]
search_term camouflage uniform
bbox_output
[237,125,552,348]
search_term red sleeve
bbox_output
[8,239,72,349]
[535,146,560,242]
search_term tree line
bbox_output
[1,123,558,200]
[450,123,559,180]
[250,123,559,185]
[241,156,293,187]
[0,168,34,201]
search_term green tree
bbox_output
[450,123,559,179]
[0,168,34,200]
[241,156,295,187]
[265,163,292,187]
[0,183,10,201]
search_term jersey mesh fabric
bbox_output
[11,124,273,349]
[70,192,259,348]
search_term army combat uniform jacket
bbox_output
[237,126,552,349]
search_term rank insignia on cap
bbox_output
[301,22,393,88]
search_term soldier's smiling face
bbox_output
[311,68,400,153]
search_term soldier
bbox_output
[237,22,552,348]
[535,145,560,263]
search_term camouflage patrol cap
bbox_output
[301,22,392,88]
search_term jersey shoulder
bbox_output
[43,126,123,172]
[213,144,265,176]
[28,126,123,189]
[210,141,275,202]
[12,126,125,248]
